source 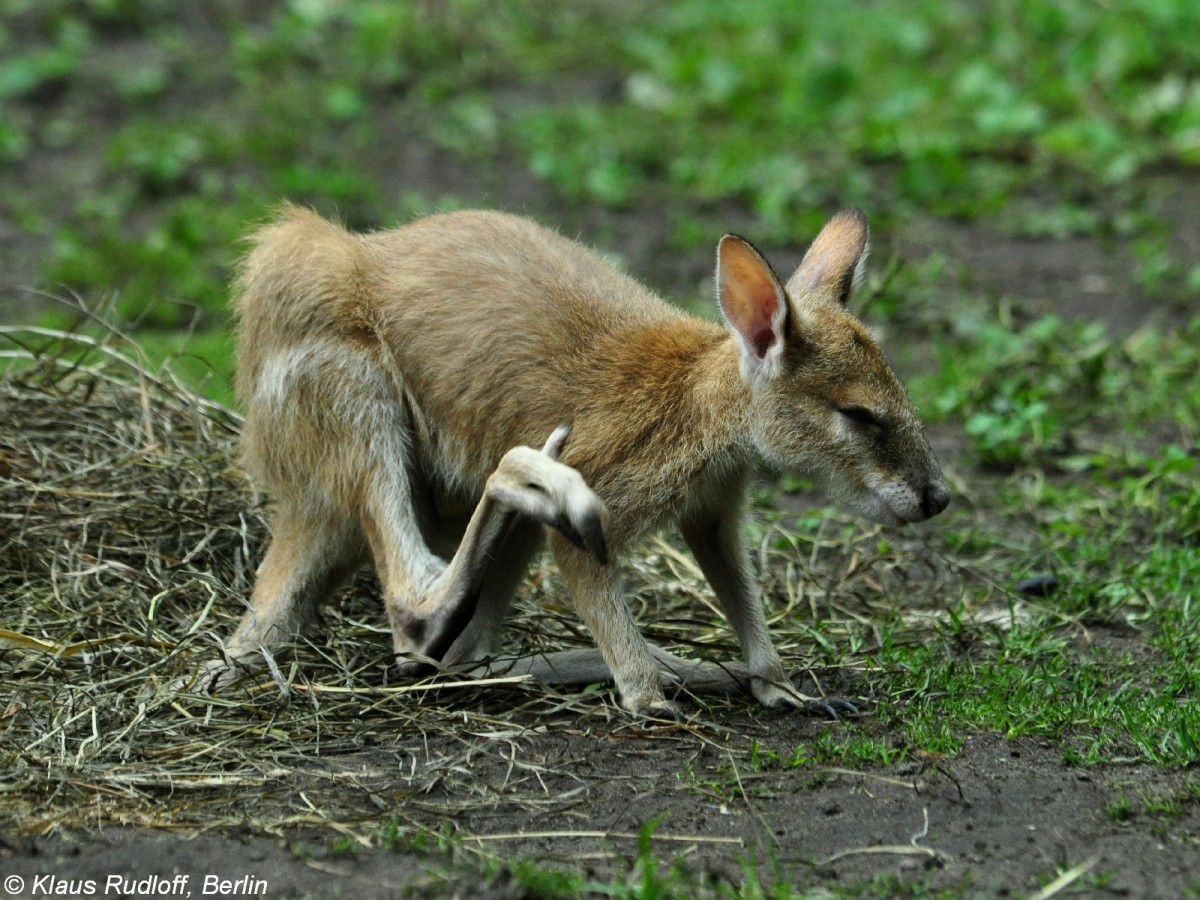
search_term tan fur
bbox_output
[201,205,948,718]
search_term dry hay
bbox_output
[0,325,974,845]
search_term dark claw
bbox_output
[808,697,859,719]
[552,514,586,552]
[642,702,684,723]
[579,515,608,566]
[553,513,608,566]
[396,657,437,679]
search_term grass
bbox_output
[3,0,1198,329]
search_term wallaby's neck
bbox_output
[687,327,755,448]
[578,316,754,477]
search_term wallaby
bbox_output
[199,204,948,719]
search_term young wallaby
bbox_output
[201,205,948,719]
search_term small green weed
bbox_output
[920,315,1114,468]
[787,730,906,769]
[915,314,1200,469]
[1106,794,1134,824]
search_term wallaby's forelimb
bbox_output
[550,534,682,719]
[680,503,811,710]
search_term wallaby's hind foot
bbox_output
[185,647,285,696]
[487,425,608,564]
[388,425,609,674]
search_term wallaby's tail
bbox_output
[482,645,752,697]
[232,203,364,404]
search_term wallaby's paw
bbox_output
[616,682,685,721]
[489,432,609,564]
[752,677,859,719]
[751,677,806,710]
[631,698,685,723]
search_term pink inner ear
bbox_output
[750,323,776,359]
[719,235,786,362]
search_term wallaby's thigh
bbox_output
[240,339,446,631]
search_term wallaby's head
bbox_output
[716,208,949,526]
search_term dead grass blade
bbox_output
[0,320,966,855]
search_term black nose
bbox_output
[921,483,950,519]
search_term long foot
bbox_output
[488,425,609,564]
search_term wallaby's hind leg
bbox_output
[200,334,608,688]
[370,425,609,671]
[439,521,545,667]
[200,505,363,689]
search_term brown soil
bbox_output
[5,722,1198,898]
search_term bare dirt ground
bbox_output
[5,713,1199,897]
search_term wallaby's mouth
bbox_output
[847,476,950,527]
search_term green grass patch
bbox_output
[4,0,1198,332]
[913,315,1200,469]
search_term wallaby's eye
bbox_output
[837,405,881,428]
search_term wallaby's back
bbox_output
[234,206,739,522]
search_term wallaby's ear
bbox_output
[785,207,870,307]
[716,234,788,384]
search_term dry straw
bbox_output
[0,322,968,848]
